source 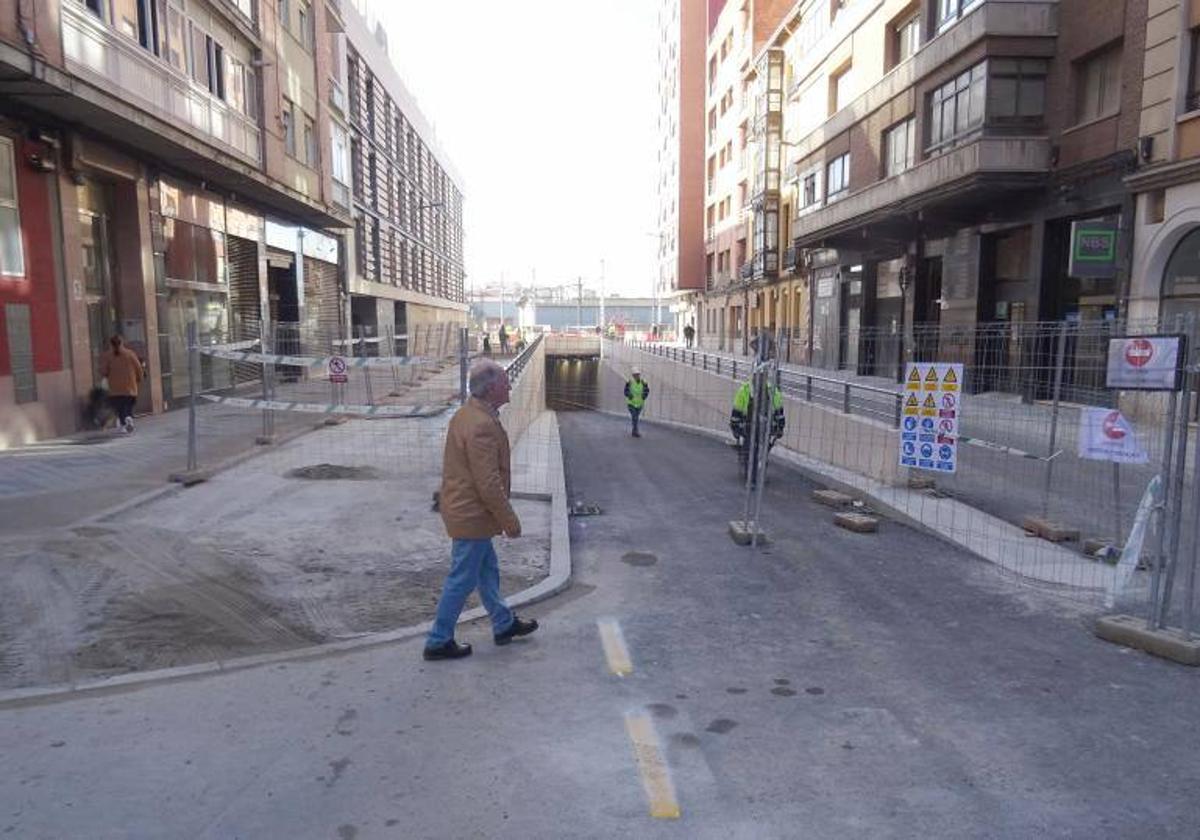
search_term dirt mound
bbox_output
[286,464,381,481]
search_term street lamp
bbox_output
[897,262,912,384]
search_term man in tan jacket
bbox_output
[424,359,539,660]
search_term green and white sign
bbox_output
[1069,220,1118,278]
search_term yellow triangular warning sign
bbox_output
[906,393,919,407]
[923,394,936,408]
[943,368,958,384]
[925,368,939,383]
[908,368,921,383]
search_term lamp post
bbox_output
[897,262,912,384]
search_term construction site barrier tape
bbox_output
[197,347,436,368]
[198,394,451,417]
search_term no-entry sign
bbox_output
[328,355,349,384]
[1105,335,1185,391]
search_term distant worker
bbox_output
[498,323,510,355]
[729,375,785,487]
[99,335,144,434]
[482,332,492,357]
[683,321,695,349]
[624,367,649,438]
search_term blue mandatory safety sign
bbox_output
[903,441,916,456]
[904,416,918,431]
[920,443,934,459]
[921,417,935,431]
[939,444,953,460]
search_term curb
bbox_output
[0,412,572,710]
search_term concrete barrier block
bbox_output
[1095,614,1200,666]
[813,489,854,508]
[1022,516,1080,543]
[835,512,879,533]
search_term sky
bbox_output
[375,0,661,299]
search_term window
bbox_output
[883,118,916,177]
[303,114,317,167]
[938,0,981,31]
[0,138,24,276]
[1074,44,1123,125]
[802,172,817,207]
[113,0,159,52]
[298,1,313,50]
[164,2,185,71]
[282,99,296,156]
[279,0,290,31]
[5,304,36,404]
[826,154,849,199]
[893,13,920,67]
[829,64,852,115]
[929,62,986,150]
[331,123,350,185]
[1188,29,1200,112]
[988,59,1047,121]
[188,24,224,98]
[83,0,104,19]
[163,218,225,286]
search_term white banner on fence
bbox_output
[1105,336,1184,391]
[1077,408,1149,464]
[900,362,962,473]
[198,394,450,418]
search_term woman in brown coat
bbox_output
[99,335,144,433]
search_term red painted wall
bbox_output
[708,0,727,35]
[0,136,64,377]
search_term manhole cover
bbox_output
[621,551,658,567]
[569,502,603,517]
[287,464,381,481]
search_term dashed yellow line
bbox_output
[624,711,681,819]
[597,618,633,676]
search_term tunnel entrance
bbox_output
[546,356,600,411]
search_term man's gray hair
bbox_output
[469,359,506,398]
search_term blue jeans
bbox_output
[426,538,514,647]
[628,406,642,433]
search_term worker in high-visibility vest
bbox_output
[729,377,785,486]
[624,367,649,438]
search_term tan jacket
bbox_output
[100,347,144,398]
[439,397,521,539]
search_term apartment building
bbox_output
[1127,0,1200,329]
[339,0,467,349]
[698,0,792,354]
[0,0,348,442]
[768,0,1145,382]
[656,0,707,339]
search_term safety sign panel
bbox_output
[900,362,963,473]
[328,355,349,384]
[1105,335,1185,391]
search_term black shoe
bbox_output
[632,430,641,438]
[494,616,539,646]
[423,639,473,661]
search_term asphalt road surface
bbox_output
[1,410,1197,839]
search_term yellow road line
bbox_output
[624,711,681,819]
[597,618,633,676]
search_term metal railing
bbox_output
[628,340,901,427]
[505,333,544,385]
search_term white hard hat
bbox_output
[631,366,641,375]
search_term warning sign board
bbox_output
[900,362,963,473]
[328,355,349,384]
[1105,335,1185,391]
[1077,408,1149,464]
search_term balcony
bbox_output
[62,3,260,166]
[740,262,753,280]
[793,135,1051,245]
[786,1,1057,161]
[782,245,799,271]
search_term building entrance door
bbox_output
[78,180,120,387]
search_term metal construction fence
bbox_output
[626,318,1200,639]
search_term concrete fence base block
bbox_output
[834,512,879,533]
[813,489,854,509]
[728,520,770,546]
[168,469,211,487]
[255,435,276,446]
[1021,516,1080,543]
[1094,614,1200,666]
[907,475,937,490]
[322,417,346,427]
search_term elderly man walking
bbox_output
[424,359,539,660]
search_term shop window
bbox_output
[826,153,849,200]
[1074,43,1122,125]
[5,304,36,404]
[0,138,24,277]
[883,117,916,177]
[164,218,226,287]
